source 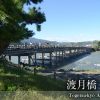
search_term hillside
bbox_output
[18,37,96,47]
[9,37,100,48]
[21,37,58,46]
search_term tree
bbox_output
[0,0,46,55]
[97,41,100,47]
[92,40,100,50]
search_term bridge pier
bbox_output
[28,55,31,66]
[55,51,58,67]
[76,49,78,55]
[77,49,80,55]
[59,51,61,61]
[69,49,72,57]
[61,51,64,61]
[49,52,52,67]
[42,52,45,67]
[18,56,21,65]
[65,50,69,58]
[74,49,77,56]
[64,51,66,58]
[9,56,11,61]
[34,52,37,65]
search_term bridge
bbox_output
[3,46,92,68]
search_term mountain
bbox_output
[10,37,99,47]
[21,37,49,44]
[20,37,58,46]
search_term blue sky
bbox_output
[25,0,100,42]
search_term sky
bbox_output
[25,0,100,42]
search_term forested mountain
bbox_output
[14,37,99,47]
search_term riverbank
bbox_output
[0,58,65,91]
[1,58,100,99]
[1,52,100,91]
[54,69,100,91]
[71,70,100,74]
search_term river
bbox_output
[61,51,100,71]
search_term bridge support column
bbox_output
[18,56,21,65]
[9,56,11,61]
[76,49,78,55]
[49,52,52,67]
[34,52,37,65]
[55,51,58,67]
[58,51,61,61]
[42,52,45,67]
[69,49,72,57]
[65,50,68,58]
[64,51,66,57]
[80,49,82,54]
[73,49,76,56]
[28,55,31,66]
[77,49,80,55]
[62,51,64,61]
[63,51,66,58]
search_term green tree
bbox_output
[97,41,100,47]
[0,0,46,54]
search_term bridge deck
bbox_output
[3,46,92,67]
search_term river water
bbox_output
[61,51,100,71]
[7,51,100,71]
